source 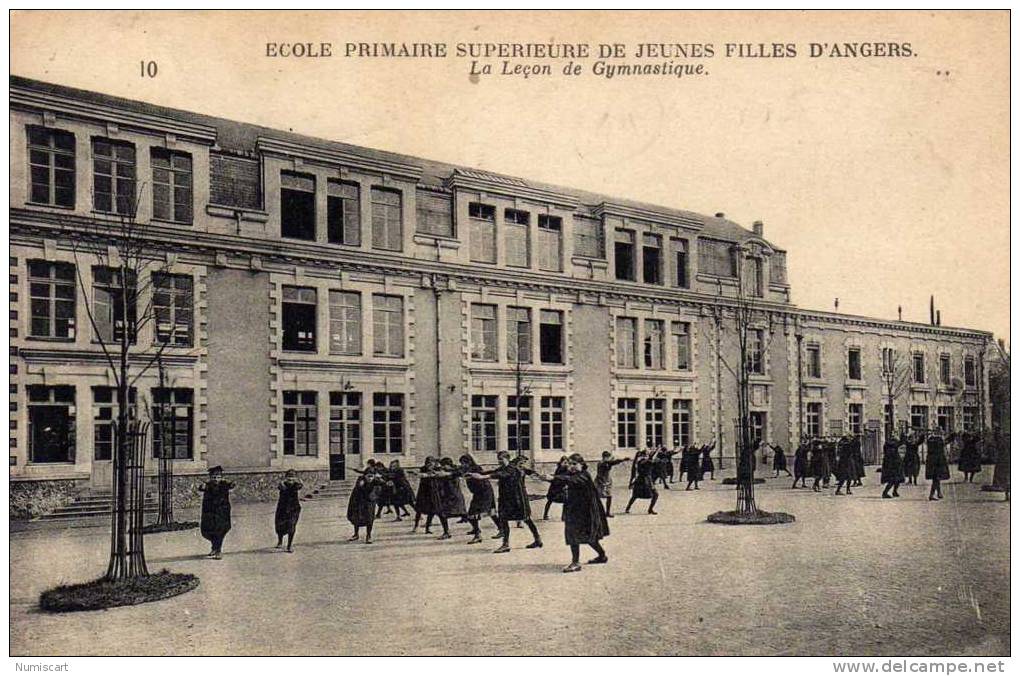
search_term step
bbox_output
[38,506,158,521]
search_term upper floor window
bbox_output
[747,257,764,297]
[939,354,951,386]
[746,328,765,375]
[643,319,665,370]
[573,215,605,259]
[698,238,738,278]
[280,171,316,241]
[470,303,497,361]
[507,306,532,364]
[469,203,496,264]
[92,139,136,216]
[371,188,402,251]
[281,285,316,352]
[372,294,404,357]
[28,260,76,340]
[616,316,637,368]
[27,126,75,208]
[673,238,690,288]
[806,343,822,379]
[328,291,361,355]
[327,180,360,246]
[881,347,895,374]
[152,273,194,347]
[671,321,691,371]
[93,266,137,344]
[642,234,662,285]
[539,310,564,364]
[416,190,453,238]
[537,215,563,272]
[964,356,977,388]
[504,209,530,268]
[912,352,926,384]
[151,148,192,223]
[847,347,862,380]
[614,229,636,281]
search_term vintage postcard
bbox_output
[6,9,1010,663]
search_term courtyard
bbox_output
[9,472,1010,656]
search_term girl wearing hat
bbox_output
[534,454,610,573]
[199,466,234,559]
[274,469,303,552]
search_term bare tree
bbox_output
[509,315,533,459]
[880,348,913,439]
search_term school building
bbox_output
[8,75,995,516]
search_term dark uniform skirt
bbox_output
[546,474,568,503]
[684,452,703,482]
[390,471,416,506]
[414,476,439,515]
[347,477,380,527]
[701,452,715,476]
[466,477,496,517]
[773,449,788,471]
[200,480,233,542]
[925,438,951,481]
[630,466,657,500]
[903,446,922,478]
[274,481,302,536]
[880,443,905,484]
[563,474,610,546]
[436,475,467,517]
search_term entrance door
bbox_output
[329,452,346,481]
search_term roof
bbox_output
[10,74,769,246]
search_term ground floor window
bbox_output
[962,406,979,432]
[152,388,194,459]
[910,405,929,433]
[328,391,360,455]
[92,386,136,461]
[540,396,564,452]
[471,395,497,453]
[848,403,863,436]
[644,398,665,447]
[805,402,822,439]
[616,398,638,449]
[283,391,318,457]
[373,393,403,454]
[671,399,692,448]
[936,406,954,434]
[507,395,531,454]
[28,385,76,463]
[749,411,767,447]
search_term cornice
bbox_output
[10,86,218,145]
[593,201,703,232]
[255,136,422,182]
[19,348,199,368]
[446,169,578,210]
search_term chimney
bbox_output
[936,310,941,326]
[834,298,839,312]
[752,220,764,237]
[930,296,935,325]
[897,305,902,321]
[715,212,725,218]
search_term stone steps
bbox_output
[36,492,159,521]
[302,482,355,501]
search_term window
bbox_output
[371,188,403,251]
[328,291,361,355]
[329,392,361,454]
[372,393,403,454]
[939,354,951,386]
[469,203,496,264]
[749,411,767,447]
[671,321,691,371]
[28,260,75,339]
[747,329,765,375]
[616,398,638,448]
[92,138,135,215]
[537,215,563,272]
[616,317,638,369]
[643,319,665,370]
[539,310,564,364]
[282,286,316,352]
[884,403,894,437]
[847,347,862,381]
[471,395,498,452]
[910,405,929,432]
[151,388,193,459]
[27,126,75,207]
[848,403,863,435]
[416,190,453,238]
[644,398,665,447]
[614,229,635,281]
[470,304,497,361]
[964,356,977,388]
[770,251,788,286]
[283,391,317,456]
[327,180,360,245]
[881,347,895,374]
[912,352,926,384]
[504,208,530,268]
[671,399,692,447]
[209,152,261,209]
[673,238,689,288]
[642,234,662,285]
[507,395,531,453]
[573,215,605,259]
[806,343,822,379]
[540,396,564,452]
[805,402,822,438]
[372,295,404,357]
[962,406,979,432]
[27,385,76,463]
[92,386,136,461]
[747,258,764,297]
[92,266,137,344]
[152,273,193,347]
[506,306,531,364]
[936,406,954,434]
[280,172,316,240]
[151,148,192,223]
[698,239,738,278]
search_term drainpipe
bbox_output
[433,276,442,457]
[796,332,804,445]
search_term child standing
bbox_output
[274,469,303,552]
[199,466,234,559]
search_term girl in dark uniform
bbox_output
[661,447,679,486]
[460,454,499,543]
[684,445,703,490]
[810,441,830,492]
[432,457,468,540]
[834,437,855,496]
[199,466,234,559]
[542,456,570,520]
[535,453,610,573]
[347,465,384,543]
[903,435,922,485]
[274,469,303,552]
[772,444,792,477]
[467,451,542,553]
[850,436,866,487]
[701,442,716,481]
[374,461,394,519]
[792,442,809,488]
[926,433,951,501]
[958,432,983,482]
[625,450,659,514]
[388,460,416,520]
[595,451,629,517]
[880,438,905,498]
[412,457,440,534]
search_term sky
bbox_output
[9,10,1010,343]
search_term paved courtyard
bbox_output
[10,470,1010,656]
